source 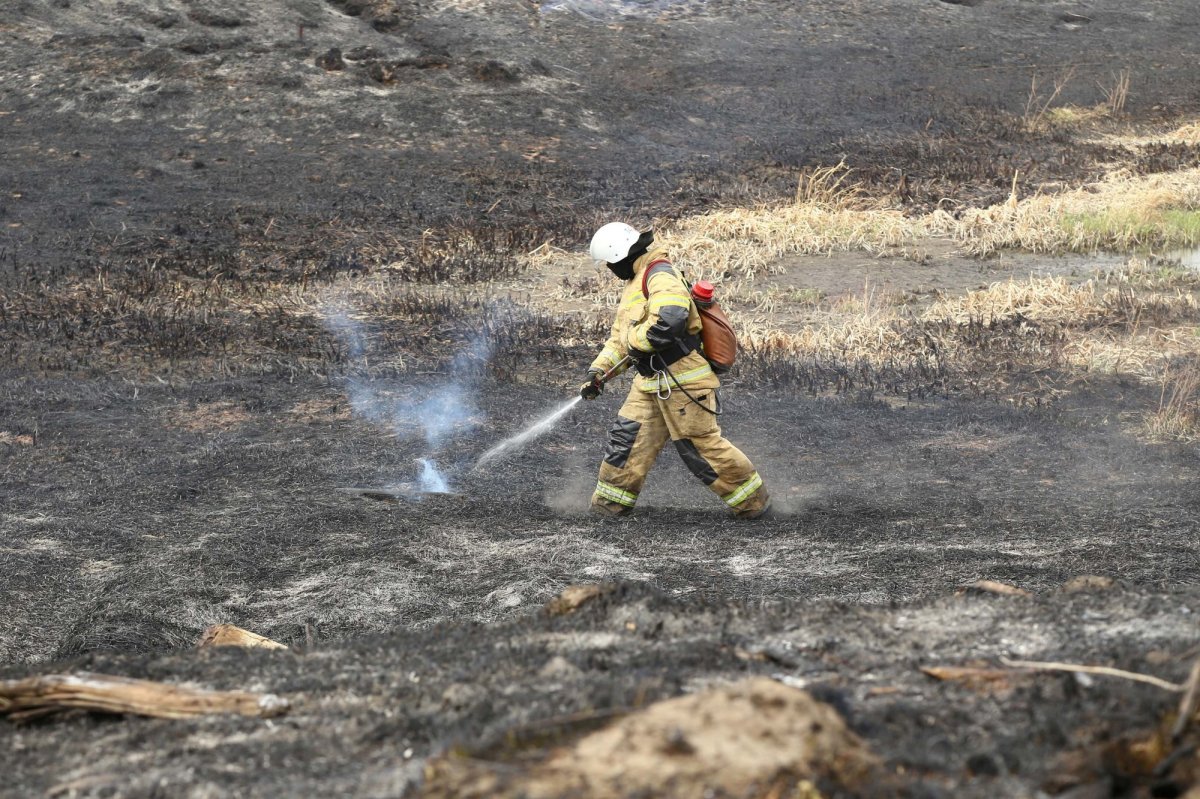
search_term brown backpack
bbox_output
[642,259,738,373]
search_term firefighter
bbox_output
[580,222,772,519]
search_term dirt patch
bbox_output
[286,397,352,423]
[165,401,253,432]
[424,677,881,798]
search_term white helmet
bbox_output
[589,222,641,264]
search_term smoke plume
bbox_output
[322,301,491,493]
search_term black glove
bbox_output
[580,369,604,400]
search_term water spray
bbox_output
[472,396,582,470]
[471,356,631,471]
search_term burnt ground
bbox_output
[3,0,1200,797]
[3,374,1199,796]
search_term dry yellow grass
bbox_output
[743,311,905,368]
[921,277,1095,326]
[519,162,1200,413]
[922,275,1198,328]
[526,163,922,283]
[1166,121,1200,145]
[939,168,1200,256]
[737,268,1199,386]
[677,163,1200,269]
[528,163,1200,283]
[1145,359,1200,441]
[659,163,916,280]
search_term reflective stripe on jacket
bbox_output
[589,249,718,394]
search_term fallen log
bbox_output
[198,623,287,650]
[0,673,289,722]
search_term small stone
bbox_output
[366,62,393,84]
[315,47,345,71]
[1062,575,1115,593]
[1055,780,1114,799]
[344,45,381,61]
[339,0,370,15]
[176,36,222,56]
[546,583,614,616]
[473,60,519,83]
[538,656,582,680]
[661,728,695,756]
[966,752,1001,776]
[372,14,403,33]
[441,682,485,711]
[187,9,243,28]
[146,12,179,29]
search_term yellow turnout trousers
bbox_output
[592,384,769,517]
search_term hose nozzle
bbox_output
[600,355,631,383]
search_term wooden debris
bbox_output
[921,665,1021,693]
[198,623,288,650]
[959,580,1033,598]
[1000,658,1185,692]
[865,686,903,698]
[546,583,615,617]
[1171,656,1200,742]
[0,673,289,722]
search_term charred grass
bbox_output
[733,264,1200,410]
[0,227,602,381]
[5,6,1200,796]
[1147,356,1200,441]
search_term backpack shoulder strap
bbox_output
[641,258,677,299]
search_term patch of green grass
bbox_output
[1103,259,1200,290]
[1042,105,1107,129]
[1063,209,1200,251]
[785,287,825,306]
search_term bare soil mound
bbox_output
[425,677,881,798]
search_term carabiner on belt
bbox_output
[655,369,672,400]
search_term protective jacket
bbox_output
[587,249,769,518]
[588,248,718,396]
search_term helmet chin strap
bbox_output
[607,230,654,280]
[607,259,636,280]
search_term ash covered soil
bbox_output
[3,0,1200,797]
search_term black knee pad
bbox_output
[674,439,718,485]
[603,415,641,468]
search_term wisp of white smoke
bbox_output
[322,301,491,493]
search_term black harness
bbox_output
[630,260,721,416]
[631,333,701,377]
